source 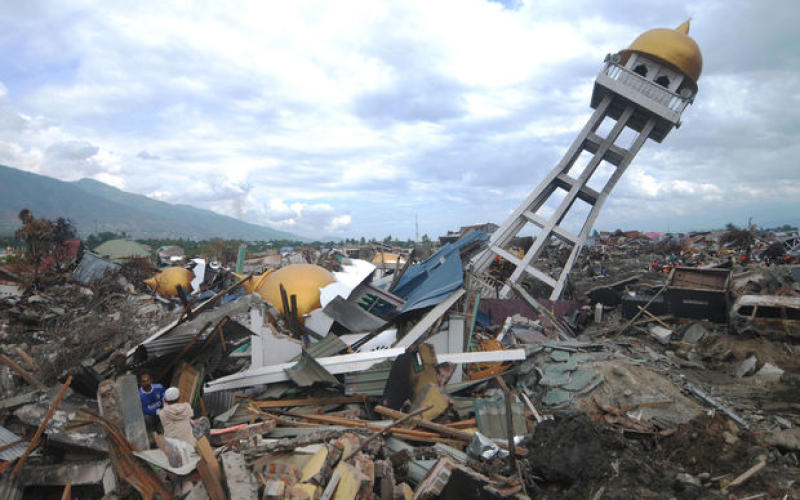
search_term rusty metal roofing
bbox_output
[72,251,121,285]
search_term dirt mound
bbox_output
[524,412,734,499]
[657,412,760,475]
[527,412,624,487]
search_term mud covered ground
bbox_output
[521,412,799,499]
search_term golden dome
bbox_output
[254,264,335,316]
[620,19,702,90]
[144,267,195,297]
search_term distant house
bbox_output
[94,239,153,264]
[439,223,498,245]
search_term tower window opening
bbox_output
[655,75,670,87]
[633,64,648,77]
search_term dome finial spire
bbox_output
[676,18,691,34]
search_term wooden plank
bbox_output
[342,405,432,461]
[12,376,72,475]
[188,317,229,365]
[171,362,202,406]
[253,395,369,409]
[60,482,71,500]
[0,354,45,391]
[374,405,528,457]
[195,436,222,482]
[0,439,24,453]
[445,418,476,429]
[197,457,226,500]
[282,412,462,445]
[9,346,41,374]
[374,405,472,442]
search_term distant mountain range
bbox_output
[0,164,305,241]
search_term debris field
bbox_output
[0,229,798,500]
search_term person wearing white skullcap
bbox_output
[158,386,196,446]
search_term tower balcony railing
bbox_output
[601,62,691,114]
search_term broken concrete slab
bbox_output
[19,459,112,489]
[117,373,148,451]
[221,451,258,500]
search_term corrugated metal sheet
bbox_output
[392,231,487,312]
[0,425,29,461]
[0,475,23,500]
[323,296,386,332]
[132,296,255,364]
[298,334,348,361]
[344,359,392,396]
[474,393,526,440]
[202,390,237,417]
[285,351,341,387]
[72,251,120,285]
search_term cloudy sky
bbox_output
[0,1,798,240]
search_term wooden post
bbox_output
[342,405,432,461]
[9,346,41,374]
[617,285,667,335]
[290,294,299,337]
[0,354,45,391]
[495,376,517,464]
[12,375,72,475]
[60,482,71,500]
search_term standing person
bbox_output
[138,374,165,430]
[158,387,197,446]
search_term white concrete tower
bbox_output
[473,20,703,300]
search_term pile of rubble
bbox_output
[0,232,798,499]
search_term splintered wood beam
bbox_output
[12,375,72,476]
[0,354,45,391]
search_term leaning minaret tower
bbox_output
[473,20,703,299]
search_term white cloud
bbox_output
[0,0,796,238]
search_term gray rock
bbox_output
[649,325,672,344]
[753,363,784,384]
[764,428,800,451]
[676,472,701,487]
[542,389,571,406]
[682,323,707,344]
[735,355,758,378]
